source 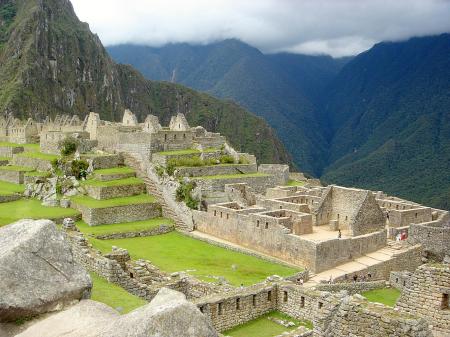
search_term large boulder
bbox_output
[17,288,218,337]
[0,219,92,322]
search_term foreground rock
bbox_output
[17,288,218,337]
[0,219,92,322]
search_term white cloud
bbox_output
[71,0,450,57]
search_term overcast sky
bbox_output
[71,0,450,57]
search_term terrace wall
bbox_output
[85,183,145,200]
[12,155,52,171]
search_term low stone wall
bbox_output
[174,164,257,178]
[195,284,278,332]
[314,280,387,294]
[94,171,135,181]
[408,221,450,260]
[12,155,52,171]
[81,154,122,170]
[0,170,24,184]
[85,183,145,200]
[195,175,275,194]
[0,146,23,158]
[95,223,174,239]
[389,271,413,291]
[71,201,161,226]
[0,194,21,203]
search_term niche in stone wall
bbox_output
[441,293,449,310]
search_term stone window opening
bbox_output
[214,210,217,216]
[396,278,399,283]
[415,213,418,218]
[164,134,167,141]
[441,294,449,310]
[345,216,348,221]
[174,134,177,140]
[403,281,406,287]
[265,222,269,229]
[236,298,240,310]
[183,133,186,139]
[283,291,288,303]
[220,212,223,218]
[218,302,223,315]
[396,205,399,210]
[267,291,272,301]
[199,305,205,313]
[337,214,340,219]
[226,214,229,220]
[252,295,256,307]
[318,302,323,309]
[130,272,134,278]
[300,296,305,308]
[256,220,260,227]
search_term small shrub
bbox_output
[51,158,59,171]
[238,156,250,164]
[71,159,89,179]
[175,180,199,209]
[155,165,165,177]
[219,155,235,164]
[59,137,79,156]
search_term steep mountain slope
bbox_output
[322,34,450,209]
[0,0,290,165]
[108,41,346,174]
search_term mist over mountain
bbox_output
[0,0,290,165]
[109,35,450,209]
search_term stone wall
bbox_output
[81,154,122,170]
[396,264,450,336]
[0,146,23,158]
[12,155,52,171]
[196,284,278,332]
[314,280,387,294]
[71,201,161,226]
[94,224,174,239]
[195,174,276,194]
[0,194,21,203]
[257,164,289,186]
[389,271,413,291]
[0,169,24,184]
[389,207,432,227]
[84,182,145,200]
[174,164,257,178]
[408,221,450,260]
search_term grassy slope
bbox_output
[87,231,300,286]
[82,177,143,187]
[94,167,135,175]
[362,288,401,307]
[16,151,59,161]
[0,199,79,226]
[90,272,147,313]
[0,180,24,195]
[76,218,173,236]
[224,311,311,337]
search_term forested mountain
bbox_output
[108,41,346,174]
[321,34,450,210]
[0,0,290,165]
[109,35,450,209]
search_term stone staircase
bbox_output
[122,152,189,231]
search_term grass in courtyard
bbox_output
[82,177,143,187]
[0,199,80,227]
[156,148,217,156]
[16,151,59,161]
[362,288,401,307]
[192,173,270,180]
[286,179,305,187]
[94,167,135,175]
[0,165,34,172]
[0,156,9,161]
[76,217,173,236]
[0,181,24,195]
[90,272,147,313]
[224,311,312,337]
[0,142,39,150]
[71,194,156,208]
[88,232,300,286]
[24,171,51,177]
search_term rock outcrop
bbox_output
[0,219,92,322]
[16,288,218,337]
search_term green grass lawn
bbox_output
[94,167,135,175]
[16,151,59,161]
[90,272,147,313]
[83,177,143,187]
[76,217,173,236]
[71,194,156,208]
[0,199,80,227]
[193,173,270,180]
[0,181,24,195]
[0,142,40,151]
[0,165,34,172]
[88,232,300,286]
[0,156,9,161]
[24,171,51,177]
[362,288,401,307]
[224,311,312,337]
[286,179,305,187]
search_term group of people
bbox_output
[395,230,408,241]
